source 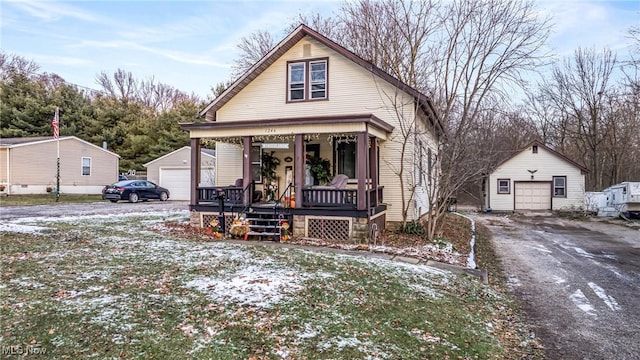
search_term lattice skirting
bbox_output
[306,217,352,241]
[200,213,233,233]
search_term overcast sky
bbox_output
[1,0,638,100]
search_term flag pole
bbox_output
[54,107,60,202]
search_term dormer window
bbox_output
[287,58,328,102]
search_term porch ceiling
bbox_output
[180,114,394,140]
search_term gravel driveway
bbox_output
[475,213,640,360]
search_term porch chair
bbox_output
[312,174,349,190]
[308,174,350,205]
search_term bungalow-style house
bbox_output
[180,25,441,242]
[484,140,589,211]
[0,136,120,195]
[144,146,216,201]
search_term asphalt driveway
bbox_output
[475,213,640,360]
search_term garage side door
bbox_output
[515,182,551,210]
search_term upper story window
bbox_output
[287,58,328,102]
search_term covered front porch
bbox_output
[180,114,392,242]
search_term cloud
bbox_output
[29,54,89,66]
[537,0,637,57]
[70,40,229,68]
[8,0,106,23]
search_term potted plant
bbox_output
[306,155,332,185]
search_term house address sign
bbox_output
[261,143,290,149]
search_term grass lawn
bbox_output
[0,194,103,206]
[0,210,541,359]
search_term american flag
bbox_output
[52,107,59,139]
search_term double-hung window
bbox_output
[288,63,305,101]
[497,179,510,194]
[287,58,328,102]
[309,61,326,99]
[553,176,566,197]
[81,157,91,176]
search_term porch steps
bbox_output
[243,214,284,241]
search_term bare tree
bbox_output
[421,0,550,239]
[0,51,40,81]
[96,69,138,101]
[539,48,617,190]
[226,0,551,239]
[230,30,277,78]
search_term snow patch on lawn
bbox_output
[10,278,46,289]
[0,223,50,234]
[186,265,305,309]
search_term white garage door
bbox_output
[160,168,215,201]
[515,182,551,210]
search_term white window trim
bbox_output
[288,62,306,101]
[553,176,567,198]
[81,157,91,176]
[309,60,327,100]
[497,179,510,194]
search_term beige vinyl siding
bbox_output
[217,36,407,125]
[211,35,439,222]
[8,138,118,194]
[0,148,8,184]
[215,142,243,187]
[489,145,585,211]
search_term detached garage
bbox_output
[484,140,589,212]
[144,147,215,200]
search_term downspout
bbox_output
[6,148,10,195]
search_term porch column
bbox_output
[369,136,378,205]
[243,136,252,206]
[357,132,367,210]
[294,134,304,208]
[190,138,201,206]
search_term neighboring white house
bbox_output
[0,136,120,195]
[144,146,216,201]
[484,140,589,211]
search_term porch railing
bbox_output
[197,186,246,205]
[301,188,358,208]
[197,185,385,211]
[368,186,384,208]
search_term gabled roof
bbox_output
[198,24,441,132]
[143,146,216,167]
[493,140,589,173]
[0,136,120,158]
